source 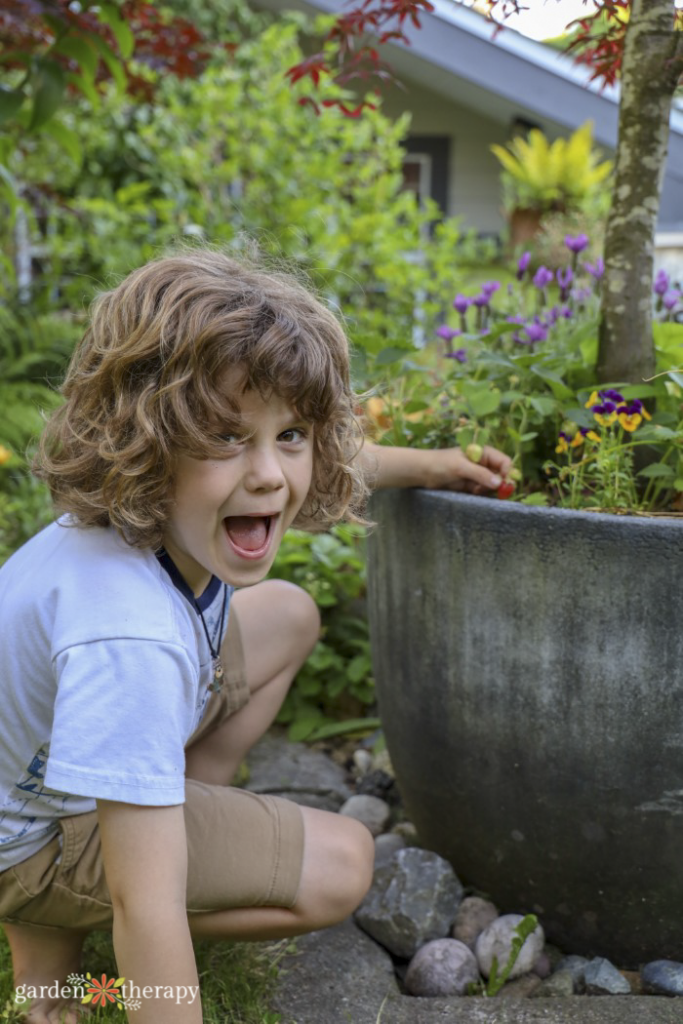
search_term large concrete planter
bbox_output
[367,489,683,966]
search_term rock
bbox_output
[270,917,399,1024]
[451,896,499,950]
[352,748,373,775]
[244,732,352,811]
[497,972,543,999]
[533,952,552,979]
[392,820,419,843]
[405,939,480,997]
[641,959,683,996]
[475,914,545,981]
[354,847,464,958]
[583,957,631,995]
[554,954,590,994]
[530,970,575,998]
[339,794,391,836]
[372,748,395,777]
[356,769,398,803]
[374,832,407,869]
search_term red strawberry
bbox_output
[497,480,515,500]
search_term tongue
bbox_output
[225,516,268,551]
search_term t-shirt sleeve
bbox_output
[45,639,198,805]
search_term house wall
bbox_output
[381,81,512,235]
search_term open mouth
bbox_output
[223,513,278,558]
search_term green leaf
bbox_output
[521,493,549,506]
[99,3,136,58]
[0,87,24,125]
[52,34,100,79]
[306,717,381,741]
[468,389,501,418]
[530,365,574,401]
[674,479,683,492]
[374,346,414,366]
[637,463,676,479]
[66,72,100,107]
[528,396,557,417]
[40,121,82,165]
[89,35,127,92]
[29,59,66,131]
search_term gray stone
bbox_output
[531,970,576,998]
[642,959,683,996]
[244,732,352,811]
[583,957,631,996]
[339,794,391,836]
[555,955,590,993]
[475,914,545,981]
[405,939,480,997]
[392,820,419,843]
[451,896,498,950]
[354,847,464,958]
[533,952,552,979]
[270,917,399,1024]
[374,832,407,869]
[352,748,373,775]
[497,972,543,999]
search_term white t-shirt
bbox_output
[0,520,232,870]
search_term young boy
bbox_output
[0,250,510,1023]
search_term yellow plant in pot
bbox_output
[491,122,613,245]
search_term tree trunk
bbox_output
[597,0,683,384]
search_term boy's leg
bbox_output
[1,921,90,1022]
[187,804,375,941]
[185,579,320,786]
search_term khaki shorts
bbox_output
[0,608,305,930]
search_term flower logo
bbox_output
[80,973,126,1010]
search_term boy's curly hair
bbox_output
[35,249,368,549]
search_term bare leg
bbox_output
[185,580,320,786]
[2,921,91,1023]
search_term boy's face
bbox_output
[162,374,314,595]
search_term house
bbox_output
[255,0,683,274]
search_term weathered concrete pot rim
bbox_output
[411,488,683,533]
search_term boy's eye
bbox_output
[218,433,243,445]
[279,427,308,443]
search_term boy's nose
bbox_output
[243,447,286,492]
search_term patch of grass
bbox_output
[0,927,293,1023]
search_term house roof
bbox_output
[255,0,683,228]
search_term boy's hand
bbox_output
[426,444,513,495]
[361,441,513,495]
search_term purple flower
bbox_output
[507,314,526,325]
[556,266,574,302]
[445,348,468,363]
[533,266,554,289]
[654,269,670,296]
[472,292,490,308]
[523,322,548,344]
[561,306,574,319]
[601,388,624,403]
[571,286,592,304]
[584,257,605,280]
[593,401,617,414]
[436,325,462,341]
[663,289,681,311]
[565,233,589,254]
[453,294,470,314]
[482,280,501,297]
[517,251,531,280]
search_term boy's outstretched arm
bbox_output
[97,800,202,1023]
[360,441,512,495]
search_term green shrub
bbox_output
[269,526,376,741]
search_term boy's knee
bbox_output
[297,811,374,928]
[272,580,321,654]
